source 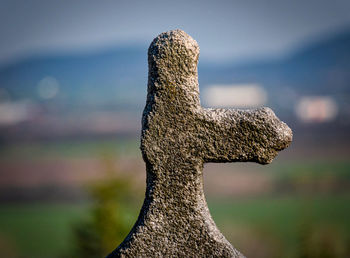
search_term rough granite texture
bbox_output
[107,29,292,258]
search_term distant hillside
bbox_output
[0,30,349,113]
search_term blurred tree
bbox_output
[70,154,133,258]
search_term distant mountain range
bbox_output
[0,29,349,115]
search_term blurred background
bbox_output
[0,0,350,257]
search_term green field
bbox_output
[1,196,349,258]
[209,196,350,258]
[0,203,89,258]
[1,138,350,257]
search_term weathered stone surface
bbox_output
[107,29,292,257]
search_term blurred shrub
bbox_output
[69,155,135,258]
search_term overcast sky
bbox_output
[1,0,350,65]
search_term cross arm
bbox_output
[196,107,292,164]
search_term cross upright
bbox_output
[108,29,292,258]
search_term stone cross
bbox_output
[108,30,292,258]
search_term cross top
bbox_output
[108,30,292,258]
[148,29,200,96]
